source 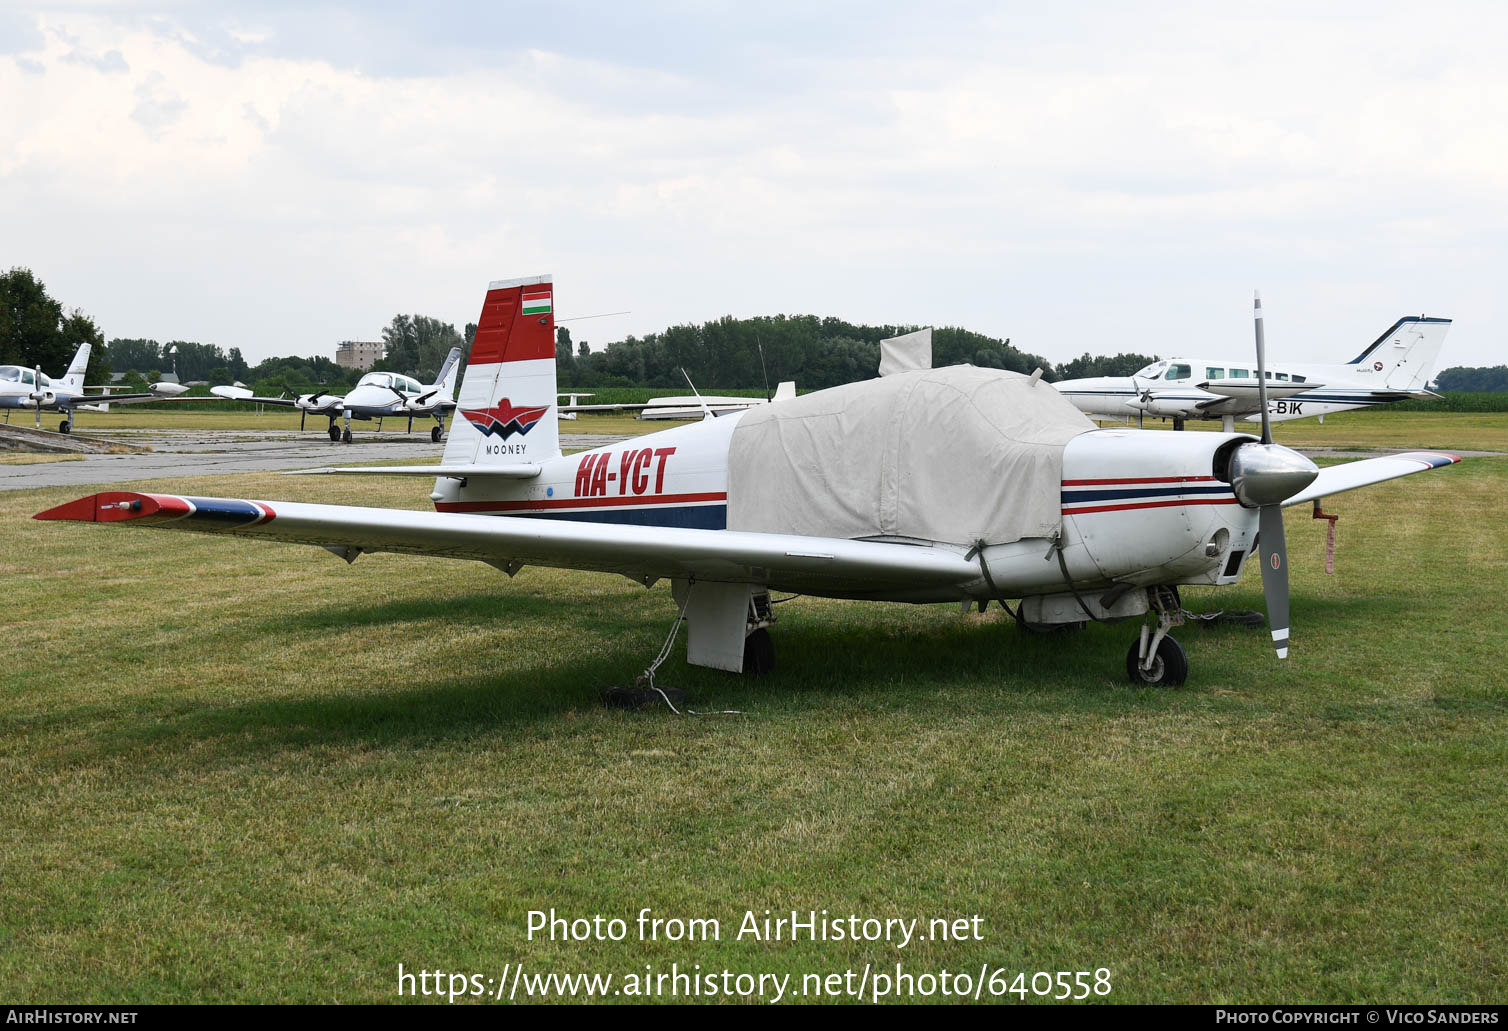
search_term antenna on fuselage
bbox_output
[680,367,716,420]
[755,333,772,402]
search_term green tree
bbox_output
[0,267,105,379]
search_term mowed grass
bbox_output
[1,454,1505,1003]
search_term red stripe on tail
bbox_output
[470,280,555,365]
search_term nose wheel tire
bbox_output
[1126,635,1188,686]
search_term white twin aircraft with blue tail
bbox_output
[1054,315,1451,431]
[36,278,1460,688]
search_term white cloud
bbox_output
[1,3,1505,369]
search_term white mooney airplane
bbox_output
[1,342,218,433]
[37,280,1460,687]
[211,348,463,442]
[1054,316,1451,431]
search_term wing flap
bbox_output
[1282,451,1461,507]
[35,491,979,593]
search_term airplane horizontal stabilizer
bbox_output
[288,464,541,479]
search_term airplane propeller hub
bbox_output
[1229,442,1318,508]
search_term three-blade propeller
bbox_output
[1226,292,1319,659]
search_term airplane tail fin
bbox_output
[1347,317,1452,391]
[61,342,91,391]
[431,346,462,397]
[441,275,559,468]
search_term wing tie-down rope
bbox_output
[630,586,746,717]
[1311,501,1339,575]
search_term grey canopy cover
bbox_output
[727,365,1095,547]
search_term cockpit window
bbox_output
[0,367,20,382]
[1166,363,1192,381]
[1133,360,1168,379]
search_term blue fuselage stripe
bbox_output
[1061,485,1236,503]
[504,505,729,530]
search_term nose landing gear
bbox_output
[1127,586,1188,686]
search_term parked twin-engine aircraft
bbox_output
[37,279,1460,686]
[211,348,463,442]
[1,342,219,433]
[1054,315,1450,431]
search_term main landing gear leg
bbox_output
[1126,586,1188,686]
[341,411,352,444]
[743,591,776,676]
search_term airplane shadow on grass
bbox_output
[68,590,1430,769]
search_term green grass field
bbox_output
[1,430,1504,1003]
[1101,409,1508,453]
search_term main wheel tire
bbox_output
[431,426,443,443]
[341,427,352,443]
[328,425,341,442]
[1126,635,1188,686]
[59,420,71,434]
[743,627,775,676]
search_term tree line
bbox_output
[556,315,1162,391]
[10,266,1503,398]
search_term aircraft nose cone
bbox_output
[1230,442,1319,507]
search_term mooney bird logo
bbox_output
[461,399,551,439]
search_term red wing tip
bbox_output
[34,492,175,522]
[34,495,103,521]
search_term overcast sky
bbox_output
[3,2,1505,370]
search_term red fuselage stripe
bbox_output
[1063,497,1241,515]
[436,491,728,514]
[1061,475,1218,486]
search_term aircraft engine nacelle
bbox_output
[1139,397,1191,418]
[1062,430,1262,590]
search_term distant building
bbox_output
[336,340,383,371]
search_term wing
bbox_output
[68,393,229,408]
[1283,451,1460,507]
[34,491,979,595]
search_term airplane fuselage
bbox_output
[1054,316,1450,425]
[430,412,1262,606]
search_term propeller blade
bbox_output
[1258,504,1291,659]
[1253,291,1272,444]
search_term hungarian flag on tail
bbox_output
[522,290,552,315]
